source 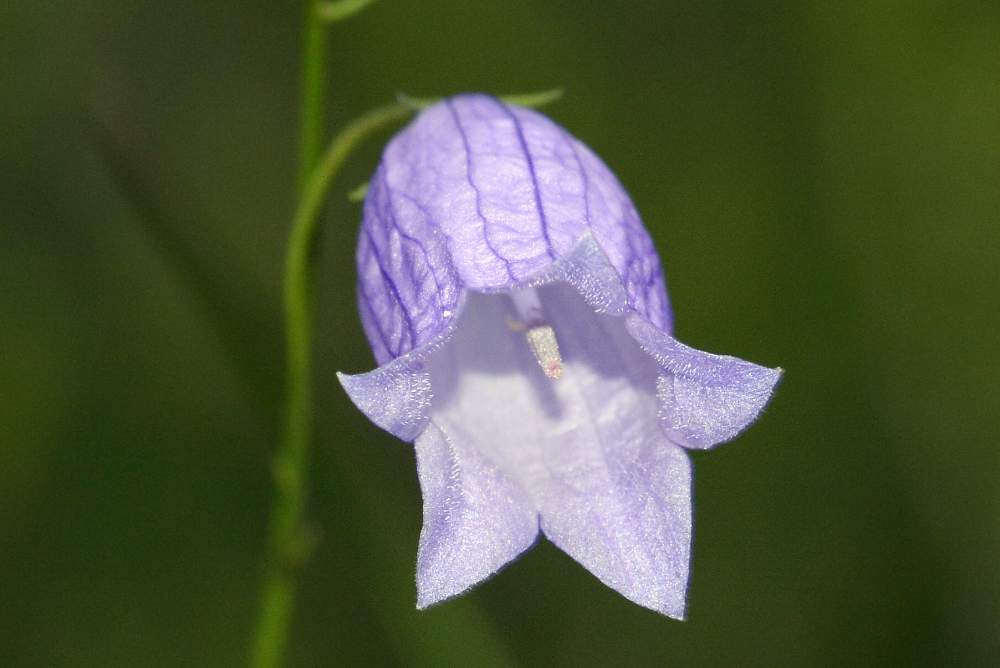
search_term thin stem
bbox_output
[250,102,410,668]
[297,0,329,192]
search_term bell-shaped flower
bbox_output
[338,94,780,618]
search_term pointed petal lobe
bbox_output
[539,437,692,619]
[525,232,630,316]
[626,316,782,449]
[337,360,432,442]
[414,421,539,609]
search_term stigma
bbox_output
[510,287,564,380]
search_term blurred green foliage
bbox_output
[2,1,998,665]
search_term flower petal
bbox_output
[539,439,692,619]
[414,421,539,609]
[339,233,623,441]
[523,232,630,317]
[626,316,782,449]
[509,284,691,618]
[357,93,672,361]
[336,360,432,442]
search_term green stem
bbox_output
[297,0,329,192]
[250,101,412,668]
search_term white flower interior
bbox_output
[418,280,691,616]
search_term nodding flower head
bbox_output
[338,93,781,618]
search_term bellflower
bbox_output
[338,93,780,618]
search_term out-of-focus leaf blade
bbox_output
[84,113,279,414]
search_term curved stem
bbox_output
[250,102,411,668]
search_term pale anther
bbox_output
[510,287,564,380]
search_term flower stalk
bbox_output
[251,101,410,668]
[249,4,410,662]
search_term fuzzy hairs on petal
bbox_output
[626,316,782,449]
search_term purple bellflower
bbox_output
[338,93,780,618]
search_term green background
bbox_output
[3,1,998,665]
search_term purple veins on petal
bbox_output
[361,226,416,354]
[356,278,394,363]
[443,98,518,282]
[490,98,558,261]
